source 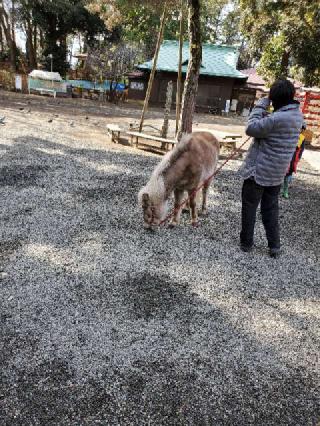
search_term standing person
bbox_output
[240,79,304,258]
[282,125,306,199]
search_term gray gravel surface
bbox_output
[0,103,319,425]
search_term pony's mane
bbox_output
[153,134,191,178]
[138,134,191,204]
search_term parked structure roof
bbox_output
[240,68,266,87]
[137,40,247,79]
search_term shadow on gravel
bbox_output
[120,271,192,321]
[0,165,49,188]
[0,134,319,425]
[0,239,24,269]
[1,267,319,425]
[1,268,318,425]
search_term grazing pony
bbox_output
[138,131,220,228]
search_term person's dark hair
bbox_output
[269,78,296,111]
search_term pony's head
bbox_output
[138,190,168,229]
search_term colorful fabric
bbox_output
[297,133,305,148]
[286,133,305,176]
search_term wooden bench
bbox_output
[107,124,122,143]
[220,134,242,150]
[127,131,177,151]
[33,88,57,98]
[197,128,242,150]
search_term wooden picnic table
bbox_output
[107,124,122,143]
[127,131,177,151]
[108,125,242,153]
[197,128,243,150]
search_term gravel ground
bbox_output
[0,96,320,425]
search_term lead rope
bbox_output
[159,136,251,226]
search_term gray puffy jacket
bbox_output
[241,98,304,186]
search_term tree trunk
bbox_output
[25,24,30,63]
[26,19,36,70]
[177,0,202,140]
[8,37,17,71]
[10,0,15,42]
[0,1,17,71]
[10,0,17,70]
[109,80,118,103]
[280,49,290,77]
[33,24,37,66]
[175,0,184,136]
[139,2,168,132]
[161,80,173,140]
[40,30,44,50]
[0,26,3,53]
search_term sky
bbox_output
[16,29,25,51]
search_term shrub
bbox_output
[0,70,15,91]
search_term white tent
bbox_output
[28,70,67,96]
[29,70,63,82]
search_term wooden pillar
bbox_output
[176,0,184,136]
[177,0,202,141]
[139,2,168,133]
[161,80,173,139]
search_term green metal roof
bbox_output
[137,40,247,79]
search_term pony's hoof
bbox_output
[183,201,190,211]
[146,226,156,232]
[192,221,199,228]
[199,209,208,217]
[169,221,178,228]
[144,224,156,232]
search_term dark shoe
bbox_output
[269,248,281,258]
[240,244,253,253]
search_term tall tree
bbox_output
[176,0,184,135]
[89,0,204,137]
[240,0,320,86]
[219,2,241,45]
[139,2,168,132]
[177,0,202,139]
[16,0,38,69]
[202,0,228,42]
[27,0,117,75]
[284,1,320,86]
[0,0,17,70]
[87,0,238,54]
[119,5,184,58]
[86,41,141,101]
[257,34,288,83]
[86,0,182,57]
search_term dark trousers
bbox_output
[240,178,281,249]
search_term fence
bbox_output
[67,80,125,92]
[28,77,68,94]
[296,90,320,143]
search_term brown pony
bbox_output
[138,131,220,228]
